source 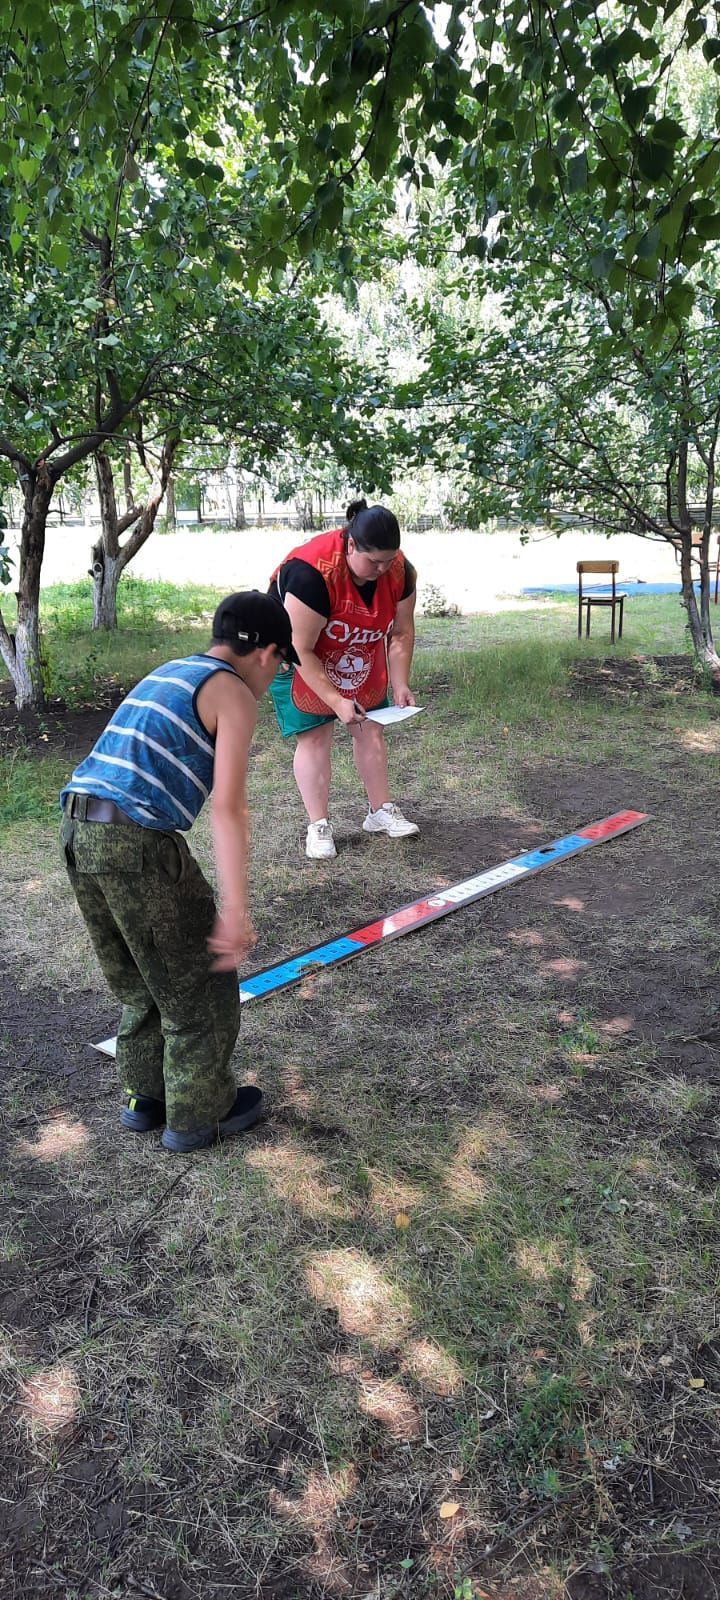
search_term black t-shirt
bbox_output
[270,554,417,618]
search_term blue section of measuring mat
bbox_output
[510,833,592,872]
[522,582,696,596]
[239,936,362,997]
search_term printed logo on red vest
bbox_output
[325,648,373,693]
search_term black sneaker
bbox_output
[120,1094,166,1132]
[161,1086,264,1154]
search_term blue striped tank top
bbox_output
[61,654,238,831]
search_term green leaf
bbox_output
[531,145,554,185]
[637,137,674,181]
[567,152,588,192]
[656,206,684,247]
[50,238,70,270]
[590,248,617,279]
[622,85,654,126]
[651,116,685,146]
[636,224,660,259]
[615,27,646,62]
[695,213,720,240]
[664,277,694,323]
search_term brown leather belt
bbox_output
[65,793,132,825]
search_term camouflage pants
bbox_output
[60,810,241,1132]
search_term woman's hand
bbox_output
[336,697,367,728]
[392,684,416,708]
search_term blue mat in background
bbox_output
[522,581,691,597]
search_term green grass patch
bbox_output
[0,750,67,825]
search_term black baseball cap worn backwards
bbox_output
[212,591,300,666]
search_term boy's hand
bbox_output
[208,910,257,972]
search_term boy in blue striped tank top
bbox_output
[60,592,299,1153]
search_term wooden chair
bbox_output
[672,532,702,566]
[577,561,627,644]
[673,531,720,599]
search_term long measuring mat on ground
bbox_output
[92,810,648,1057]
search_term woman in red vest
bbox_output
[269,500,419,859]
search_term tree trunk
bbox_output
[91,449,122,629]
[233,474,246,529]
[298,495,315,530]
[165,473,176,532]
[90,435,178,630]
[91,549,123,630]
[0,464,54,710]
[228,446,247,528]
[678,541,720,678]
[672,441,720,680]
[123,444,135,512]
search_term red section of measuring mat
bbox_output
[352,898,440,943]
[576,809,648,842]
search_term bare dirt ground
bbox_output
[2,655,719,1600]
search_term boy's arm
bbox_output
[198,671,258,971]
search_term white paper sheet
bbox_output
[363,705,424,726]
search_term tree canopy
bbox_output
[4,1,720,702]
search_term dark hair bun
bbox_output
[346,498,368,522]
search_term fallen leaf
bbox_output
[688,1376,705,1389]
[394,1212,411,1229]
[439,1500,460,1519]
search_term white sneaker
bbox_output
[363,802,419,839]
[306,819,337,859]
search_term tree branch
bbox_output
[0,435,33,476]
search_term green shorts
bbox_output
[269,665,388,740]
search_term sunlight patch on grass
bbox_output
[246,1140,352,1221]
[18,1117,90,1160]
[515,1239,565,1282]
[401,1337,464,1398]
[270,1464,358,1595]
[676,724,720,752]
[527,1082,566,1104]
[540,954,586,979]
[328,1355,426,1440]
[507,924,545,948]
[365,1167,426,1221]
[598,1012,635,1038]
[306,1249,413,1346]
[441,1116,523,1210]
[19,1364,81,1435]
[277,1061,314,1113]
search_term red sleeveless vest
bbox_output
[272,529,406,715]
